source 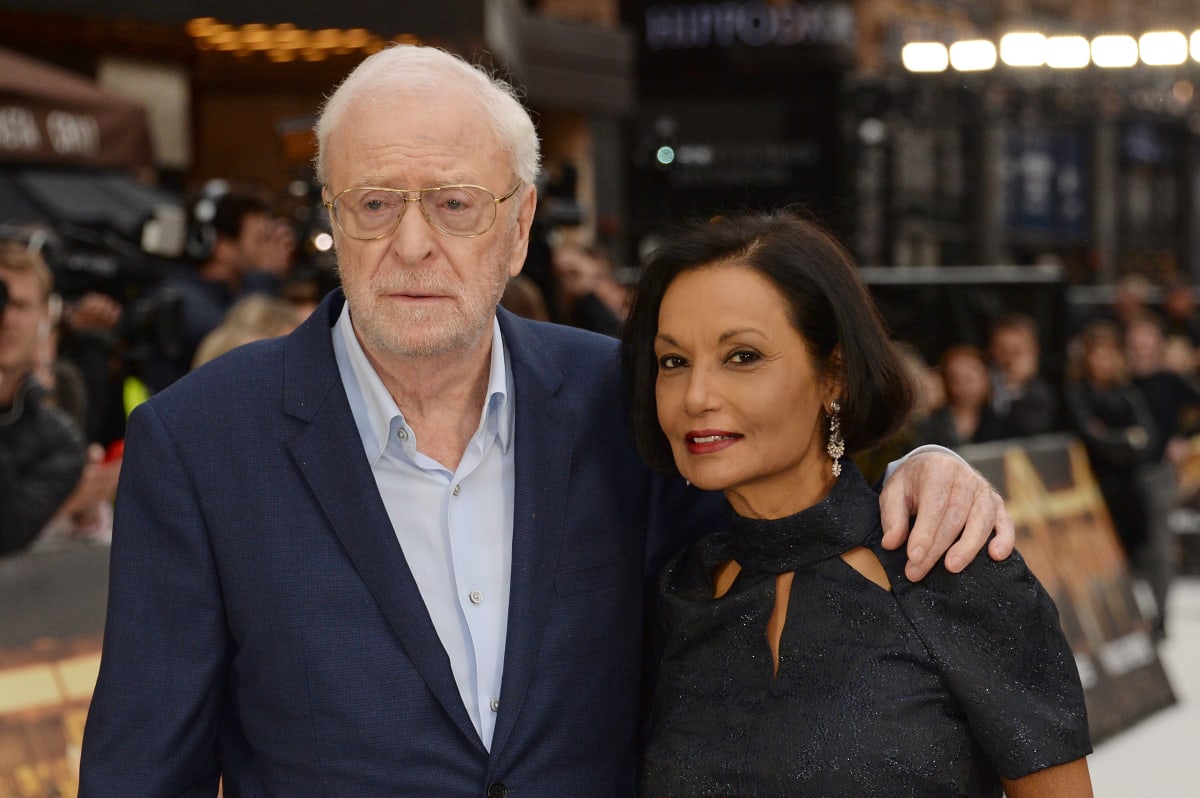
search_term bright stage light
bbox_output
[1046,36,1090,69]
[949,39,997,71]
[902,42,949,73]
[1092,35,1139,68]
[1140,31,1187,65]
[1000,32,1047,67]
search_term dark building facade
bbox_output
[620,0,858,261]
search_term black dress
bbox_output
[639,464,1091,797]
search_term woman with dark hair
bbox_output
[918,344,1007,448]
[621,211,1092,797]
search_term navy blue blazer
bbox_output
[79,290,722,798]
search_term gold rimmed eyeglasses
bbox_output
[323,181,523,240]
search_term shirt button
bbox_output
[452,484,461,496]
[396,428,409,442]
[490,697,500,712]
[487,783,507,798]
[469,590,483,604]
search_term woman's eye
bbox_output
[658,354,685,370]
[728,350,761,364]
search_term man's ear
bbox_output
[509,184,538,278]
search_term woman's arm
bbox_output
[1002,757,1093,797]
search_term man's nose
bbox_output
[388,197,436,261]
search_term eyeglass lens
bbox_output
[334,186,496,238]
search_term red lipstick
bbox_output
[685,429,742,455]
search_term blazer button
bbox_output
[486,782,507,798]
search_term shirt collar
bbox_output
[332,304,514,464]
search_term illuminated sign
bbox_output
[645,1,855,50]
[0,106,101,159]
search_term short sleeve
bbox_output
[890,548,1093,779]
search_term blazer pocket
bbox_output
[554,553,638,597]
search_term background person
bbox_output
[0,240,85,556]
[918,344,1005,449]
[139,186,297,393]
[191,293,305,369]
[549,243,628,336]
[987,311,1060,437]
[622,211,1092,797]
[1160,278,1200,347]
[1125,312,1200,637]
[80,45,1013,798]
[1065,320,1159,576]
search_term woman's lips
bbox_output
[685,430,742,455]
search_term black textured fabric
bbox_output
[0,376,85,556]
[640,463,1091,797]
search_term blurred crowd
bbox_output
[0,182,330,557]
[3,177,1197,643]
[855,273,1200,642]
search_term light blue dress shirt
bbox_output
[332,304,515,750]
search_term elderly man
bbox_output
[80,45,1012,797]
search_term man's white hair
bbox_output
[313,44,541,188]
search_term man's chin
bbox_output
[377,323,485,359]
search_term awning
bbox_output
[0,46,152,170]
[0,168,185,258]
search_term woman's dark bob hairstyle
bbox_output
[620,209,915,475]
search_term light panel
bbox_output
[1140,31,1187,65]
[902,42,949,73]
[950,39,998,71]
[1046,36,1091,69]
[1000,32,1047,67]
[1092,34,1139,68]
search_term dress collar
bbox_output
[727,462,880,574]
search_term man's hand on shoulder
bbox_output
[879,449,1015,582]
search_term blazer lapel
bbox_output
[488,310,574,761]
[282,291,486,755]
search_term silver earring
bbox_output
[827,400,844,478]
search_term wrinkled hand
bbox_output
[879,450,1014,581]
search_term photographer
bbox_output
[139,185,296,393]
[0,240,85,557]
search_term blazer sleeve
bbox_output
[79,401,228,798]
[890,548,1093,780]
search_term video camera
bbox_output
[0,220,186,366]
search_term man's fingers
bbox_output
[878,477,915,550]
[881,449,1014,580]
[987,491,1016,560]
[942,483,998,572]
[904,477,970,581]
[901,511,940,581]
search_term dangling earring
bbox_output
[826,400,844,478]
